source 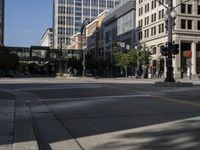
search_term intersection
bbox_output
[0,77,200,150]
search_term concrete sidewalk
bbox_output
[0,91,15,150]
[0,90,38,150]
[57,76,200,85]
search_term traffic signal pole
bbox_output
[165,0,175,82]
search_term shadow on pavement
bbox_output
[94,118,200,150]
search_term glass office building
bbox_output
[53,0,121,48]
[0,0,4,45]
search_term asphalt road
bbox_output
[0,77,200,150]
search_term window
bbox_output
[154,13,156,22]
[198,21,200,30]
[181,4,186,13]
[158,23,164,33]
[117,11,134,35]
[181,19,186,29]
[139,7,143,16]
[138,31,143,40]
[152,47,156,55]
[188,20,192,29]
[159,10,161,19]
[151,27,154,36]
[144,17,149,25]
[181,19,192,30]
[145,3,150,13]
[151,0,156,9]
[144,29,149,38]
[188,4,192,14]
[151,26,156,36]
[139,0,143,4]
[153,26,156,35]
[198,5,200,15]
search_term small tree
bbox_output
[0,46,20,73]
[113,47,151,78]
[113,50,132,77]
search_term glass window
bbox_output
[198,21,200,30]
[181,19,186,29]
[198,5,200,15]
[188,20,192,29]
[117,10,134,35]
[181,4,186,13]
[188,4,192,14]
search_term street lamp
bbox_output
[156,0,190,82]
[164,0,175,82]
[81,19,89,77]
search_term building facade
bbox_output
[53,0,121,49]
[103,0,136,61]
[86,10,108,60]
[40,28,53,48]
[0,0,4,45]
[67,32,82,50]
[136,0,200,79]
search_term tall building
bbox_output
[40,28,53,49]
[53,0,121,49]
[0,0,4,45]
[136,0,200,79]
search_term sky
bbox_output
[5,0,53,47]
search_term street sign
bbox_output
[183,50,192,58]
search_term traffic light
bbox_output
[172,44,179,55]
[161,46,168,56]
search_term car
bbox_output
[85,71,93,77]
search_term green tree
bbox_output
[113,50,132,77]
[113,47,151,77]
[0,46,19,73]
[129,48,151,67]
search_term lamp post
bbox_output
[81,19,89,77]
[164,0,175,82]
[155,0,191,82]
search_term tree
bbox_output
[113,47,151,78]
[0,46,19,74]
[113,50,132,77]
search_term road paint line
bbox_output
[41,94,151,101]
[2,85,102,91]
[152,95,200,108]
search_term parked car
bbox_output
[85,70,93,77]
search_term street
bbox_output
[0,77,200,150]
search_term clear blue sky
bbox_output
[5,0,53,47]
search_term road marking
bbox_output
[41,94,151,101]
[0,85,102,91]
[152,95,200,108]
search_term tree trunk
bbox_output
[125,67,128,78]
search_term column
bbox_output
[191,42,197,77]
[174,40,181,78]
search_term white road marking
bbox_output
[41,94,151,101]
[0,85,102,91]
